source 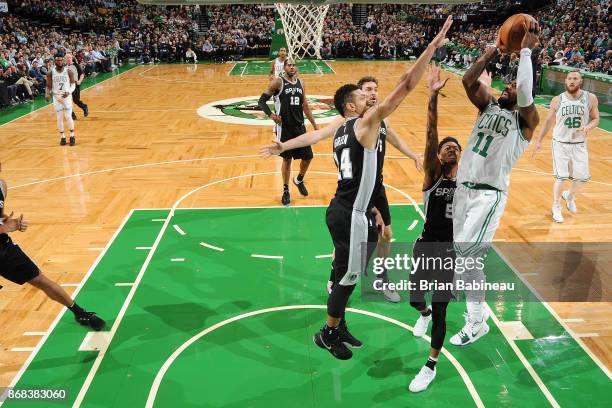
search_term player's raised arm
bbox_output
[258,77,282,123]
[302,82,318,130]
[516,21,540,141]
[532,95,559,156]
[359,15,453,148]
[386,124,423,171]
[423,65,448,189]
[462,46,497,111]
[260,116,343,158]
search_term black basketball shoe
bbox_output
[84,105,89,117]
[339,320,363,348]
[313,325,353,360]
[292,176,309,197]
[281,188,290,206]
[69,136,76,146]
[76,312,106,331]
[60,137,67,146]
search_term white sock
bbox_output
[553,179,564,205]
[64,109,75,132]
[569,180,584,200]
[467,301,484,323]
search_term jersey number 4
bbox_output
[334,148,353,179]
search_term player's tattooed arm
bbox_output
[578,93,600,134]
[302,83,318,130]
[532,95,559,156]
[423,65,447,189]
[462,46,497,111]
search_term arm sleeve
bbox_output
[517,48,534,107]
[258,93,273,116]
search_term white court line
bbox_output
[10,348,36,352]
[23,332,46,336]
[323,60,337,74]
[239,61,248,77]
[251,254,283,260]
[200,242,225,252]
[407,220,419,230]
[173,225,186,236]
[136,246,152,250]
[151,219,166,222]
[0,210,135,408]
[492,246,612,380]
[485,304,560,407]
[171,258,185,262]
[73,170,452,405]
[114,283,134,287]
[145,305,484,408]
[315,254,333,259]
[87,247,105,251]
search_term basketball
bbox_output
[497,13,538,52]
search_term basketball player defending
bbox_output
[258,58,318,206]
[449,22,540,346]
[532,70,599,222]
[308,16,452,360]
[270,47,288,80]
[46,53,77,146]
[409,65,461,392]
[260,76,423,303]
[0,162,105,330]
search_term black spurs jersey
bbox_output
[421,175,456,242]
[332,118,381,212]
[0,180,6,239]
[274,76,305,135]
[371,120,387,201]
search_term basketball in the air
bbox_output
[497,14,538,52]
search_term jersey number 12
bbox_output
[290,96,300,106]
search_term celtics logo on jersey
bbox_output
[197,95,339,126]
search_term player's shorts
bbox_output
[371,184,391,226]
[409,238,455,303]
[0,234,40,285]
[552,139,590,182]
[276,124,313,160]
[53,95,73,112]
[326,198,378,286]
[452,184,508,258]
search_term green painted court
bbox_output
[4,205,611,407]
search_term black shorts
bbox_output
[0,234,40,285]
[371,184,391,226]
[409,238,455,303]
[277,125,313,161]
[326,198,378,286]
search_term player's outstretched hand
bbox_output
[479,69,493,89]
[414,154,424,172]
[260,141,283,158]
[430,15,453,48]
[1,212,23,233]
[427,65,449,93]
[521,21,540,50]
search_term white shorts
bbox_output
[552,139,590,182]
[452,184,508,257]
[53,95,73,112]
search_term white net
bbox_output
[275,3,330,60]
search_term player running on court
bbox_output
[46,53,77,146]
[532,70,599,223]
[449,22,540,346]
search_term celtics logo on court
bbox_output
[197,95,339,126]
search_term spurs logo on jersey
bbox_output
[553,91,590,143]
[52,67,70,97]
[457,102,528,191]
[422,176,456,241]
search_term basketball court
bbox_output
[0,1,611,406]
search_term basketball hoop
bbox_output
[275,3,329,60]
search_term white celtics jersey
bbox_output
[553,91,590,143]
[274,57,285,77]
[52,66,70,96]
[457,102,528,191]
